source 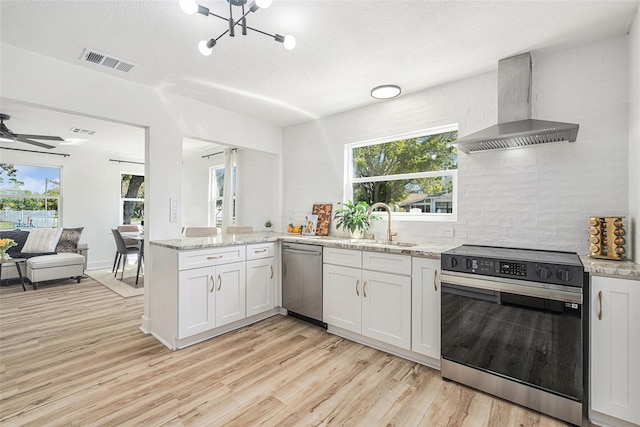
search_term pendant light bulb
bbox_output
[283,34,296,50]
[198,39,215,56]
[255,0,272,9]
[179,0,199,15]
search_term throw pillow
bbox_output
[55,227,84,253]
[0,229,30,256]
[21,228,63,254]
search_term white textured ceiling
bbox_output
[1,0,639,154]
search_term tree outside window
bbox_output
[0,163,61,229]
[210,165,236,227]
[347,126,458,219]
[121,174,144,225]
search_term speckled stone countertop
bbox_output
[150,232,455,259]
[580,256,640,280]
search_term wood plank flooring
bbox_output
[0,278,590,426]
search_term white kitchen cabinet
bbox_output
[214,261,246,327]
[323,248,411,350]
[590,275,640,427]
[411,257,441,360]
[246,257,275,317]
[178,266,217,338]
[323,263,362,333]
[361,269,411,349]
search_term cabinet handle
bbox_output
[270,265,274,279]
[434,269,438,291]
[217,274,222,291]
[355,279,360,296]
[363,281,368,298]
[598,290,603,320]
[254,248,268,253]
[209,275,215,292]
[207,255,222,260]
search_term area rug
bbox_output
[86,268,144,298]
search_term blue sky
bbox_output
[0,164,60,194]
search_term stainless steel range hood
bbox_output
[453,52,579,154]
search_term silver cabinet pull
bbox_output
[207,255,222,260]
[434,269,438,291]
[598,290,603,320]
[363,281,368,298]
[217,274,222,291]
[270,265,274,279]
[209,275,215,292]
[355,279,360,296]
[254,248,268,253]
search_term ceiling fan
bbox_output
[0,113,64,149]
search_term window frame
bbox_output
[119,172,144,226]
[209,163,236,227]
[344,124,458,222]
[0,163,62,229]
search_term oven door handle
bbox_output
[440,272,582,304]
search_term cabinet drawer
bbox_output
[363,251,411,275]
[246,243,275,260]
[179,245,245,270]
[323,247,362,268]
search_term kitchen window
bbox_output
[0,163,62,229]
[345,125,458,221]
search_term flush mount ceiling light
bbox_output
[371,85,401,100]
[180,0,296,56]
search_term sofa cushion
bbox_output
[0,229,30,256]
[55,227,84,253]
[27,253,85,270]
[21,228,63,254]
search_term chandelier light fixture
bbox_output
[179,0,296,56]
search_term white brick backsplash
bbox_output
[283,35,631,255]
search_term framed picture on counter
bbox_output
[302,215,318,236]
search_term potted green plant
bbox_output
[264,219,273,231]
[333,200,378,239]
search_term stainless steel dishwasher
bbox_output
[282,243,326,328]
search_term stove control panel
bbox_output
[441,252,584,288]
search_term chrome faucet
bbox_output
[367,202,397,242]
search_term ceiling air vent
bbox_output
[80,48,138,73]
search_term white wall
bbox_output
[629,9,639,263]
[283,36,631,255]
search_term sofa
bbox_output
[0,228,87,289]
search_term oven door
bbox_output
[440,272,583,401]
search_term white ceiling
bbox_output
[1,0,638,154]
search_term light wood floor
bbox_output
[0,278,589,426]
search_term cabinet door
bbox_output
[215,262,246,327]
[246,257,275,317]
[323,264,361,333]
[411,257,441,359]
[178,267,216,338]
[361,270,411,350]
[590,276,640,425]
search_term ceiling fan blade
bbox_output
[16,135,56,149]
[18,134,65,141]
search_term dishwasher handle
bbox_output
[282,247,322,256]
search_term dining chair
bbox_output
[225,226,253,234]
[117,225,140,248]
[111,229,140,280]
[182,227,218,237]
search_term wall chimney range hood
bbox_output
[453,52,579,154]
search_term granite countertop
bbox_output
[150,232,455,259]
[580,256,640,280]
[150,232,640,279]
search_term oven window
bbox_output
[441,283,582,400]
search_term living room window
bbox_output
[210,164,236,227]
[120,174,144,225]
[345,125,458,221]
[0,163,61,229]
